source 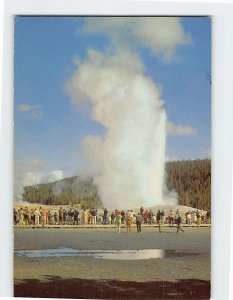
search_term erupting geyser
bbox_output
[66,49,173,209]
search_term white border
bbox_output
[1,1,233,299]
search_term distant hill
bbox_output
[22,159,211,210]
[22,176,102,209]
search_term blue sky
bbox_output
[14,16,211,183]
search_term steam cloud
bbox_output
[83,17,191,61]
[66,17,191,209]
[166,121,197,136]
[14,159,63,202]
[66,49,166,209]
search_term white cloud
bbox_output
[83,17,191,60]
[18,103,43,119]
[166,121,197,136]
[165,156,180,162]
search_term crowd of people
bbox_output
[13,206,211,232]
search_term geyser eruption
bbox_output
[66,49,174,209]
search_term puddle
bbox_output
[14,248,165,260]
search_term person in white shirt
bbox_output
[34,208,41,227]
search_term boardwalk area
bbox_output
[14,223,211,229]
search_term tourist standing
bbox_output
[73,209,79,225]
[196,210,201,226]
[168,210,174,227]
[143,210,149,224]
[136,213,143,233]
[41,208,46,227]
[81,209,88,225]
[103,208,109,225]
[54,212,58,224]
[18,208,24,226]
[34,208,41,227]
[140,206,144,215]
[59,207,63,225]
[160,210,165,225]
[126,210,132,233]
[121,210,126,224]
[192,211,197,224]
[156,210,162,233]
[115,211,122,234]
[111,211,116,224]
[91,209,97,225]
[206,210,211,224]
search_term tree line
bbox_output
[22,176,102,209]
[165,159,211,210]
[22,159,211,210]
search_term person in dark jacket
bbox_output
[156,210,162,233]
[73,209,79,225]
[176,213,184,233]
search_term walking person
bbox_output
[176,213,185,233]
[174,210,179,224]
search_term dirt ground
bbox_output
[14,227,211,299]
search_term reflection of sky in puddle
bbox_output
[15,248,165,260]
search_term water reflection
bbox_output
[15,248,165,260]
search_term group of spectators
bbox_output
[13,206,211,228]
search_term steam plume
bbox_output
[65,17,192,209]
[66,49,171,209]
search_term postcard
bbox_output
[13,16,212,299]
[1,2,233,300]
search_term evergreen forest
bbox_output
[22,159,211,210]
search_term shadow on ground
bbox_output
[14,276,210,299]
